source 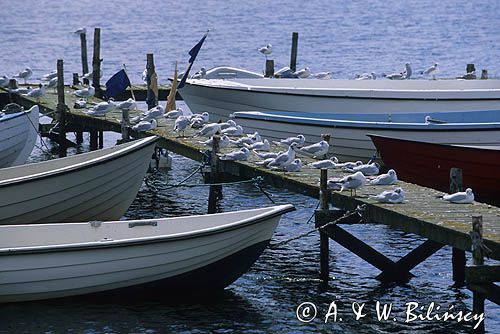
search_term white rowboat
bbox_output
[0,204,294,303]
[0,136,158,225]
[0,105,39,168]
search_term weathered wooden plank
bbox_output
[466,265,500,284]
[468,283,500,306]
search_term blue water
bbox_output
[1,0,500,333]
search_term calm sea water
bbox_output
[1,0,500,333]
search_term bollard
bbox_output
[56,59,67,158]
[265,60,274,78]
[92,28,102,97]
[290,32,299,72]
[80,32,89,85]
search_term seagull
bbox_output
[0,75,10,87]
[313,71,332,80]
[267,143,298,168]
[14,67,32,84]
[244,139,270,151]
[41,71,57,81]
[384,72,405,80]
[253,150,281,160]
[356,72,377,80]
[194,123,221,137]
[403,63,412,79]
[283,158,302,172]
[442,188,474,204]
[164,107,185,118]
[371,187,405,204]
[306,156,339,169]
[273,134,306,147]
[370,169,398,185]
[421,63,438,79]
[74,27,86,35]
[218,147,250,161]
[140,105,164,122]
[174,115,190,137]
[220,119,237,130]
[199,135,230,148]
[258,44,272,58]
[255,157,277,167]
[221,125,244,136]
[74,86,95,100]
[337,171,366,196]
[294,67,310,79]
[191,67,207,79]
[189,112,210,128]
[116,98,136,111]
[297,140,329,158]
[229,132,261,147]
[46,77,57,93]
[132,119,157,132]
[346,162,380,176]
[24,83,45,102]
[142,69,147,83]
[84,99,116,116]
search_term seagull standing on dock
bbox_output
[46,77,57,93]
[273,134,306,147]
[370,169,398,185]
[253,150,281,160]
[371,187,405,203]
[442,188,474,204]
[41,71,57,81]
[132,119,157,132]
[23,83,45,102]
[173,115,189,137]
[218,147,250,161]
[338,171,366,196]
[258,44,272,59]
[282,158,302,172]
[267,143,298,169]
[164,107,185,118]
[421,63,439,79]
[138,105,164,122]
[297,140,329,159]
[14,67,32,84]
[313,71,333,80]
[403,63,412,79]
[229,132,261,147]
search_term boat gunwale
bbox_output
[0,205,295,255]
[0,136,159,187]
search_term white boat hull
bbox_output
[0,205,294,302]
[0,105,39,168]
[180,78,500,121]
[0,136,157,225]
[234,117,500,163]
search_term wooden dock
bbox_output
[2,85,499,331]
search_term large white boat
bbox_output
[0,105,39,168]
[0,204,294,302]
[0,136,158,225]
[179,76,500,121]
[232,109,500,163]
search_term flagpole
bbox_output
[122,64,136,101]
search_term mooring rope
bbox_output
[24,109,56,158]
[268,204,366,249]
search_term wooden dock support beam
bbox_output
[265,60,274,78]
[89,130,98,151]
[80,32,89,85]
[316,169,330,288]
[76,131,83,144]
[450,167,466,286]
[207,135,222,214]
[92,28,102,97]
[146,53,157,110]
[98,131,104,149]
[56,59,67,158]
[470,215,486,334]
[290,32,299,72]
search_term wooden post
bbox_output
[208,135,222,214]
[98,131,104,149]
[481,69,488,80]
[146,53,157,110]
[92,28,102,97]
[121,108,130,140]
[265,60,274,78]
[466,63,476,73]
[290,32,299,72]
[89,130,98,151]
[471,214,485,334]
[56,59,67,158]
[317,169,330,286]
[7,79,17,103]
[76,131,83,144]
[80,32,89,85]
[450,168,466,285]
[72,73,80,86]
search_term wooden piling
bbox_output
[481,69,488,80]
[56,59,67,158]
[92,28,102,97]
[208,135,222,214]
[80,32,89,85]
[72,73,80,86]
[146,53,157,110]
[7,79,17,103]
[265,60,274,78]
[471,215,485,334]
[317,169,330,286]
[450,168,466,285]
[89,130,98,151]
[290,32,299,72]
[98,131,104,149]
[76,131,83,144]
[467,63,476,74]
[121,108,130,140]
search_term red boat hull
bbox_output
[368,134,500,205]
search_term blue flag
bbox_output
[178,31,209,89]
[104,69,131,99]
